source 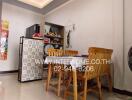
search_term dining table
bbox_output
[44,56,87,100]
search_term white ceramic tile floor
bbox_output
[0,73,131,100]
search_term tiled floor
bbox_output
[0,73,131,100]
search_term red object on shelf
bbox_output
[44,37,50,43]
[32,33,43,37]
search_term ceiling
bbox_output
[2,0,69,14]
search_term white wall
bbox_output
[46,0,113,53]
[0,0,2,20]
[0,3,43,71]
[112,0,124,91]
[124,0,132,92]
[45,0,124,90]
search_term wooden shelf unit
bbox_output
[44,22,64,50]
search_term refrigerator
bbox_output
[18,36,44,82]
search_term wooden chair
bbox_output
[64,47,113,100]
[95,47,113,92]
[63,50,79,86]
[46,48,64,96]
[47,48,64,56]
[88,47,113,92]
[64,50,78,56]
[46,49,79,96]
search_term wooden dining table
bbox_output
[45,56,87,100]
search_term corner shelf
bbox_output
[44,35,64,39]
[44,42,63,46]
[44,22,64,58]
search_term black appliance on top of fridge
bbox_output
[26,24,40,38]
[18,36,44,82]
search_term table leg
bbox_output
[46,64,52,91]
[73,69,78,100]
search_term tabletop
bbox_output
[44,56,87,69]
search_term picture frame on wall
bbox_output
[0,20,9,60]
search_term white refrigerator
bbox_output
[18,37,44,82]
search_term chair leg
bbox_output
[83,78,87,100]
[96,77,102,100]
[64,75,72,99]
[57,71,62,96]
[107,74,112,92]
[46,64,52,91]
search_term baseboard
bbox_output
[0,70,18,74]
[113,88,132,96]
[102,86,132,96]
